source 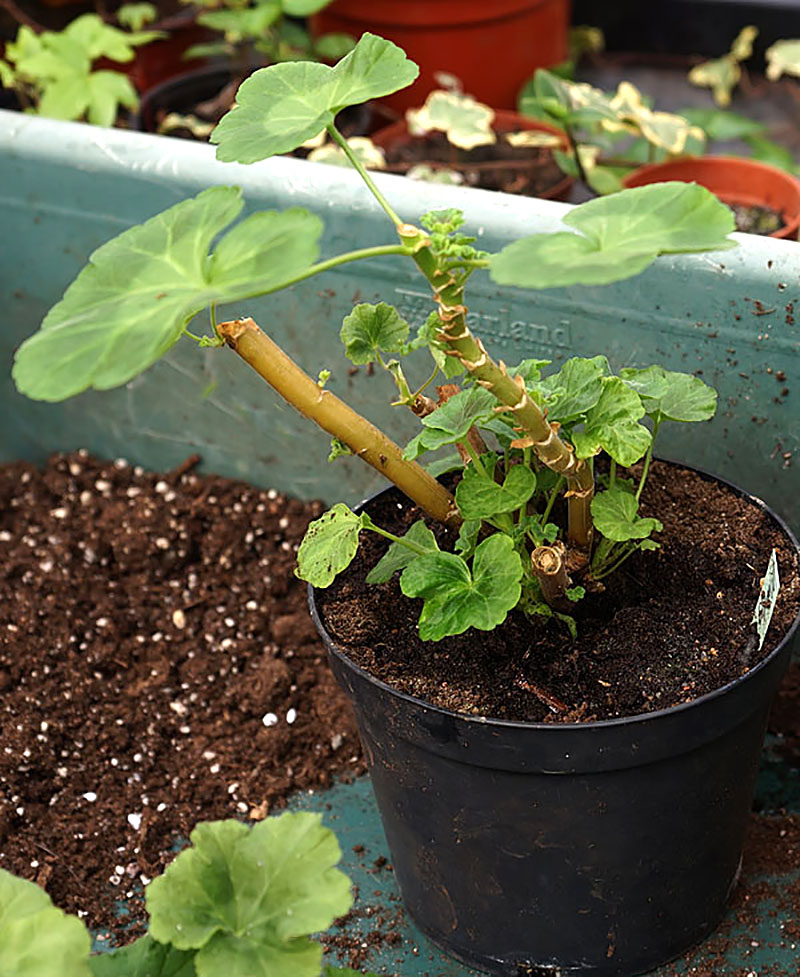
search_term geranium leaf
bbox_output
[680,107,764,141]
[455,465,536,520]
[212,33,418,163]
[406,90,495,150]
[85,70,139,127]
[13,187,322,402]
[146,814,352,977]
[766,38,800,80]
[366,520,439,584]
[571,377,651,466]
[591,488,663,542]
[340,303,410,365]
[0,869,91,977]
[295,504,368,587]
[400,534,523,640]
[421,387,497,441]
[89,935,195,977]
[539,355,609,423]
[490,183,735,289]
[620,367,717,422]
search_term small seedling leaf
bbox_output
[340,303,410,364]
[455,464,537,520]
[591,488,663,542]
[13,187,322,402]
[538,355,609,423]
[571,377,651,466]
[89,935,195,977]
[366,520,439,583]
[295,504,367,587]
[400,535,523,640]
[212,33,418,163]
[146,814,352,977]
[490,183,735,289]
[620,367,717,422]
[0,869,91,977]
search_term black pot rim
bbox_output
[309,456,800,733]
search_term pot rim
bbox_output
[309,457,800,733]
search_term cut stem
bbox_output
[531,541,573,611]
[219,317,460,528]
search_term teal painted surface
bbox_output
[1,111,799,531]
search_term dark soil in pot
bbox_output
[0,451,366,938]
[730,201,785,235]
[317,461,800,724]
[373,114,572,199]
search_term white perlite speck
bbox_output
[127,813,142,830]
[286,708,297,725]
[262,712,278,727]
[82,792,97,802]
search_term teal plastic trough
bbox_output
[1,110,798,529]
[2,112,799,976]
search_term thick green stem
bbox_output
[398,228,595,553]
[218,317,460,528]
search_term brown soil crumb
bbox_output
[0,451,366,940]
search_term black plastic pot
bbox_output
[131,65,236,134]
[309,466,800,977]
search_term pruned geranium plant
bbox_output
[12,34,736,641]
[0,811,373,977]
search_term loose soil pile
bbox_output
[0,451,366,938]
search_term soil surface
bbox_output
[318,461,800,724]
[731,201,785,236]
[0,451,366,938]
[379,127,568,197]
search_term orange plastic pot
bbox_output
[622,156,800,240]
[311,0,570,113]
[371,110,573,201]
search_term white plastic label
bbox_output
[752,549,780,651]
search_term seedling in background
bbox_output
[13,34,734,642]
[688,25,758,106]
[0,8,163,126]
[519,69,705,192]
[182,0,353,80]
[0,811,374,977]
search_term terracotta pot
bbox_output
[371,109,573,201]
[622,156,800,240]
[311,0,570,113]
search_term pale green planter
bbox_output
[1,110,798,529]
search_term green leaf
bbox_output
[454,518,481,558]
[406,90,495,150]
[620,367,717,422]
[313,33,356,61]
[146,814,353,977]
[365,520,439,584]
[455,464,536,521]
[85,70,139,127]
[422,450,463,478]
[591,488,663,542]
[295,504,366,588]
[680,107,765,141]
[340,303,409,365]
[282,0,332,14]
[117,3,158,31]
[490,183,736,290]
[0,869,91,977]
[89,935,196,977]
[323,968,380,977]
[565,585,585,602]
[404,387,497,459]
[766,38,800,80]
[400,534,523,641]
[212,33,418,163]
[571,377,651,466]
[13,187,322,402]
[745,135,799,174]
[539,355,609,423]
